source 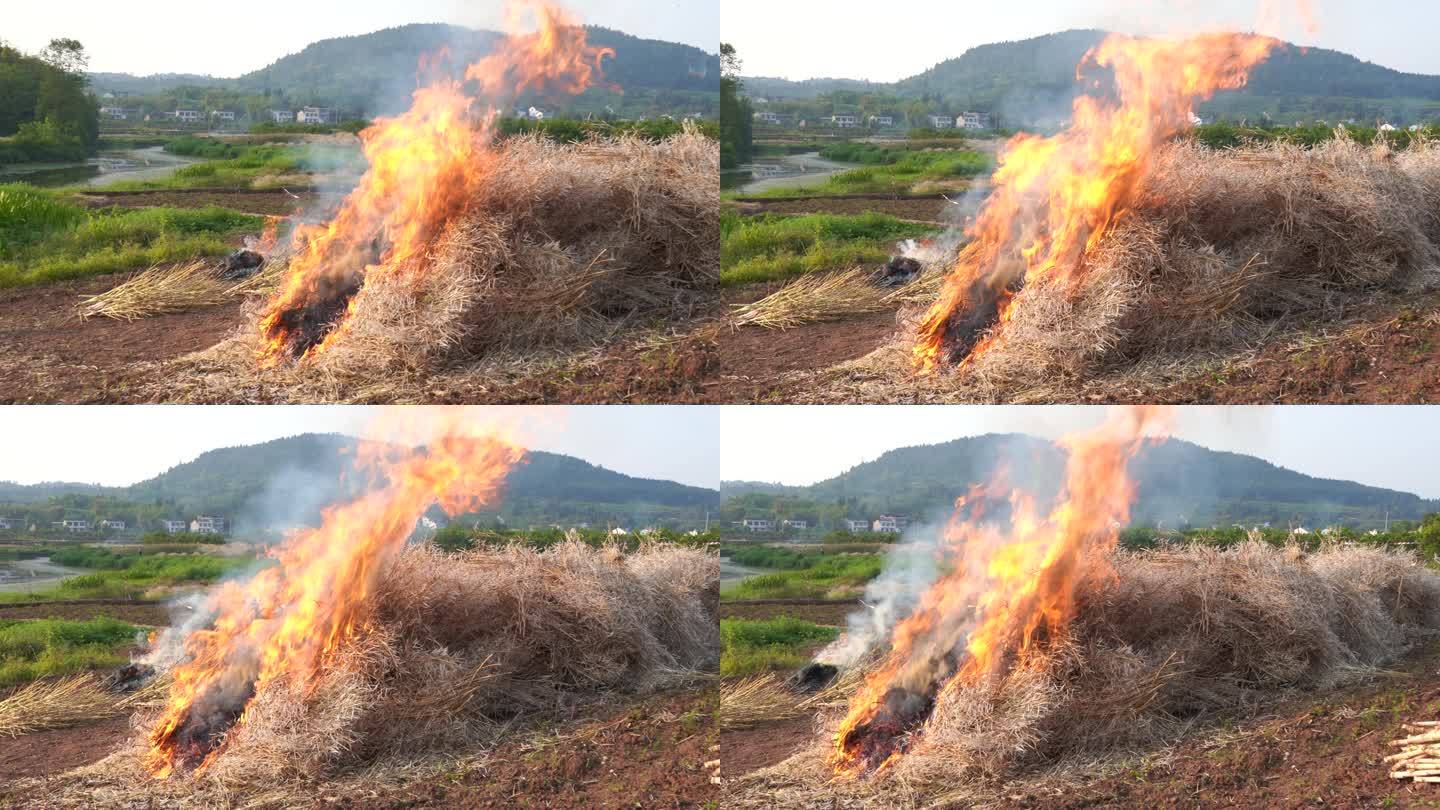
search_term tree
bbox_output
[39,38,88,75]
[719,43,754,170]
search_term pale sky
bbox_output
[6,0,718,76]
[0,406,719,490]
[720,406,1440,499]
[723,0,1439,82]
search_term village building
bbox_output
[742,518,776,533]
[872,515,910,534]
[268,109,296,124]
[160,519,188,534]
[961,111,992,129]
[174,109,202,123]
[297,106,336,125]
[830,114,860,128]
[781,519,808,530]
[867,115,894,127]
[191,515,227,535]
[927,114,954,129]
[0,517,21,530]
[845,519,871,533]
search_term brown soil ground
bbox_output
[0,715,133,785]
[720,600,859,626]
[0,601,169,625]
[712,285,900,403]
[0,267,722,403]
[731,196,953,223]
[0,272,242,403]
[1148,303,1440,404]
[73,189,319,217]
[725,640,1440,808]
[724,715,815,779]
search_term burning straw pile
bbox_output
[163,129,717,402]
[21,541,718,805]
[942,137,1440,393]
[735,542,1440,807]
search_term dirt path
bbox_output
[74,189,320,217]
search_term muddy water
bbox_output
[721,558,768,583]
[0,146,201,188]
[728,151,856,194]
[0,556,87,592]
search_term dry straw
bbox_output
[728,543,1440,808]
[16,541,718,806]
[77,260,231,321]
[155,130,718,403]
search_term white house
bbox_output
[191,515,226,535]
[927,115,954,129]
[99,106,131,120]
[174,109,202,123]
[297,106,336,125]
[755,111,782,125]
[781,519,809,530]
[268,109,296,124]
[62,519,92,533]
[961,111,992,130]
[845,519,870,533]
[742,518,776,533]
[161,519,188,534]
[873,515,910,534]
[830,114,860,128]
[868,115,894,128]
[0,517,21,530]
[211,110,237,122]
[99,519,126,531]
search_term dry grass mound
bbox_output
[737,543,1440,807]
[160,131,718,402]
[17,541,718,805]
[952,138,1440,391]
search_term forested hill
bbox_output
[721,434,1436,530]
[89,24,719,116]
[745,29,1440,124]
[0,434,718,531]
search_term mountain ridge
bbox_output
[721,434,1436,530]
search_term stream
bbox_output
[0,145,202,188]
[0,556,87,593]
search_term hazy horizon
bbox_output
[7,0,718,77]
[719,406,1440,500]
[723,0,1440,83]
[0,406,720,491]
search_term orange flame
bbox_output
[145,418,524,777]
[912,23,1303,372]
[832,406,1170,776]
[256,0,613,366]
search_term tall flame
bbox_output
[832,406,1170,776]
[145,417,524,777]
[912,25,1299,371]
[257,0,614,366]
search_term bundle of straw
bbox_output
[0,675,119,737]
[77,260,230,321]
[1387,721,1440,782]
[730,269,891,330]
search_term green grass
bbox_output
[0,183,264,288]
[733,147,991,199]
[721,554,883,601]
[102,143,362,191]
[0,551,252,603]
[0,616,140,686]
[721,209,937,286]
[720,616,840,678]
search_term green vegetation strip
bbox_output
[0,549,252,604]
[720,616,839,678]
[0,616,140,686]
[721,210,936,287]
[0,183,263,288]
[721,552,882,601]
